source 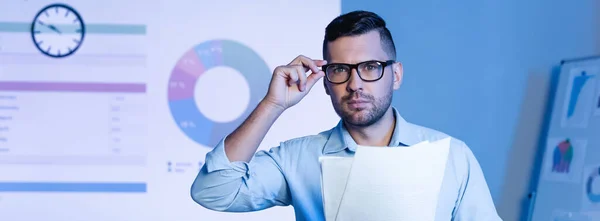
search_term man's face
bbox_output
[324,30,402,127]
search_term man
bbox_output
[190,10,502,221]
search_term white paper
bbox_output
[319,156,354,221]
[331,138,451,221]
[320,141,432,221]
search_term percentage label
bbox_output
[169,81,185,89]
[183,59,194,65]
[210,47,222,53]
[180,121,196,128]
[197,47,222,56]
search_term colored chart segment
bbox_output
[0,182,146,192]
[542,138,587,183]
[552,139,573,173]
[167,39,271,148]
[169,98,212,142]
[567,71,594,118]
[562,70,597,128]
[586,167,600,203]
[168,67,197,101]
[195,40,224,69]
[176,48,206,78]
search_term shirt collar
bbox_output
[322,107,423,154]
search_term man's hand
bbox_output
[221,55,327,163]
[263,55,327,110]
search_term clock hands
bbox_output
[48,24,62,34]
[36,21,62,34]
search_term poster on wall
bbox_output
[581,164,600,212]
[541,138,587,183]
[0,0,342,221]
[147,1,342,221]
[0,1,152,220]
[561,68,597,128]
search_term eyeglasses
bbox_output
[322,60,395,84]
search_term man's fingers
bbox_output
[314,59,328,67]
[286,67,299,87]
[290,55,327,75]
[282,55,328,91]
[299,58,325,75]
[294,65,307,91]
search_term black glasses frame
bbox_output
[322,60,395,84]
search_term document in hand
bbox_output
[319,138,451,221]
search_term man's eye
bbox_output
[334,67,347,73]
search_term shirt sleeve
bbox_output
[190,135,292,212]
[453,143,504,221]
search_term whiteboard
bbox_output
[0,0,341,220]
[530,56,600,221]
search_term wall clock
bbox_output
[31,3,85,58]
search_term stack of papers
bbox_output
[319,138,451,221]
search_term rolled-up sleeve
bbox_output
[454,143,503,221]
[190,136,292,212]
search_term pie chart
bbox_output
[167,39,270,147]
[586,166,600,203]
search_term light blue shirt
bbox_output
[191,107,502,220]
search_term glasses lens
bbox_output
[357,61,383,80]
[326,65,350,83]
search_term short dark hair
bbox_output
[322,10,396,60]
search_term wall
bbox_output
[342,0,600,220]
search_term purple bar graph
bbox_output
[0,81,146,93]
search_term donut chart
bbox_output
[586,167,600,203]
[168,39,271,148]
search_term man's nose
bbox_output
[346,69,363,92]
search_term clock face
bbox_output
[31,4,85,58]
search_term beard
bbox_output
[332,90,392,127]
